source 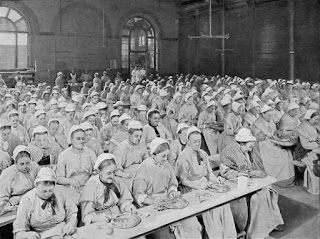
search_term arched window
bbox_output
[0,6,29,69]
[121,17,157,73]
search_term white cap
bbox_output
[137,105,147,111]
[69,125,84,140]
[233,91,244,101]
[173,92,182,100]
[142,91,150,97]
[82,110,96,121]
[90,91,100,98]
[119,113,132,123]
[58,102,68,108]
[82,103,91,110]
[32,125,48,137]
[65,103,76,112]
[235,128,256,142]
[250,101,260,109]
[150,138,169,154]
[207,101,217,108]
[147,109,160,120]
[50,99,58,105]
[303,97,311,105]
[110,109,120,118]
[232,102,242,112]
[260,104,273,113]
[135,85,144,91]
[96,102,107,110]
[220,97,232,106]
[35,110,46,118]
[304,109,317,120]
[8,109,19,118]
[35,167,56,184]
[81,121,94,131]
[0,120,11,129]
[94,153,115,170]
[128,120,143,130]
[12,145,30,162]
[185,92,193,102]
[287,102,300,112]
[48,118,60,126]
[114,101,125,107]
[186,126,201,138]
[159,89,168,97]
[176,123,189,134]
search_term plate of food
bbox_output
[161,198,189,209]
[207,183,231,193]
[111,214,141,229]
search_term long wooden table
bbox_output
[110,176,277,238]
[0,176,277,237]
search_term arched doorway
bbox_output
[121,17,157,75]
[0,6,30,69]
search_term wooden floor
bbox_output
[271,179,319,239]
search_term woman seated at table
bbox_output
[47,118,69,151]
[168,123,189,169]
[100,109,120,152]
[56,125,96,205]
[113,121,148,189]
[0,149,11,175]
[0,120,21,157]
[28,125,61,167]
[81,122,104,157]
[142,109,172,148]
[295,110,320,195]
[109,113,132,153]
[220,128,284,239]
[278,101,301,141]
[176,126,237,239]
[178,92,198,126]
[132,138,202,239]
[13,167,78,239]
[0,145,39,208]
[252,105,295,187]
[80,153,136,225]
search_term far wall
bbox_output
[178,0,320,83]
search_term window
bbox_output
[0,6,29,69]
[121,17,157,72]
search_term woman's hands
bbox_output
[124,204,137,214]
[8,196,20,206]
[93,214,112,223]
[62,223,75,236]
[69,178,81,189]
[168,191,181,199]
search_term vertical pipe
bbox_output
[252,0,256,78]
[221,0,225,76]
[289,0,295,81]
[209,0,212,36]
[195,9,200,74]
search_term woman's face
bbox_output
[49,122,59,136]
[186,96,193,105]
[118,106,124,115]
[71,130,85,150]
[37,114,46,126]
[36,183,55,200]
[121,119,131,131]
[175,96,182,104]
[309,115,320,126]
[0,128,11,141]
[16,156,31,173]
[44,94,50,101]
[51,104,58,112]
[9,115,19,127]
[129,130,142,145]
[289,108,300,117]
[149,113,160,127]
[66,111,75,120]
[276,102,283,111]
[262,111,273,122]
[179,128,188,143]
[188,133,201,151]
[100,164,116,184]
[34,133,48,149]
[92,96,99,104]
[87,115,96,126]
[242,141,255,152]
[251,106,260,115]
[111,116,119,126]
[85,129,93,140]
[29,104,36,111]
[154,149,170,166]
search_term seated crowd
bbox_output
[0,72,319,239]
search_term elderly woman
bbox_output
[197,101,220,155]
[178,92,198,125]
[219,101,243,152]
[47,118,69,151]
[81,122,103,157]
[295,110,320,195]
[56,125,96,204]
[220,128,284,239]
[176,126,237,239]
[252,105,295,187]
[113,121,148,188]
[132,138,202,239]
[13,167,78,239]
[28,125,61,167]
[80,153,136,226]
[82,110,101,141]
[142,109,172,148]
[0,121,21,156]
[278,101,301,141]
[109,113,132,153]
[168,123,189,168]
[100,109,120,152]
[0,145,39,207]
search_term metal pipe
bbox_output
[221,0,225,76]
[209,0,212,36]
[252,0,256,78]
